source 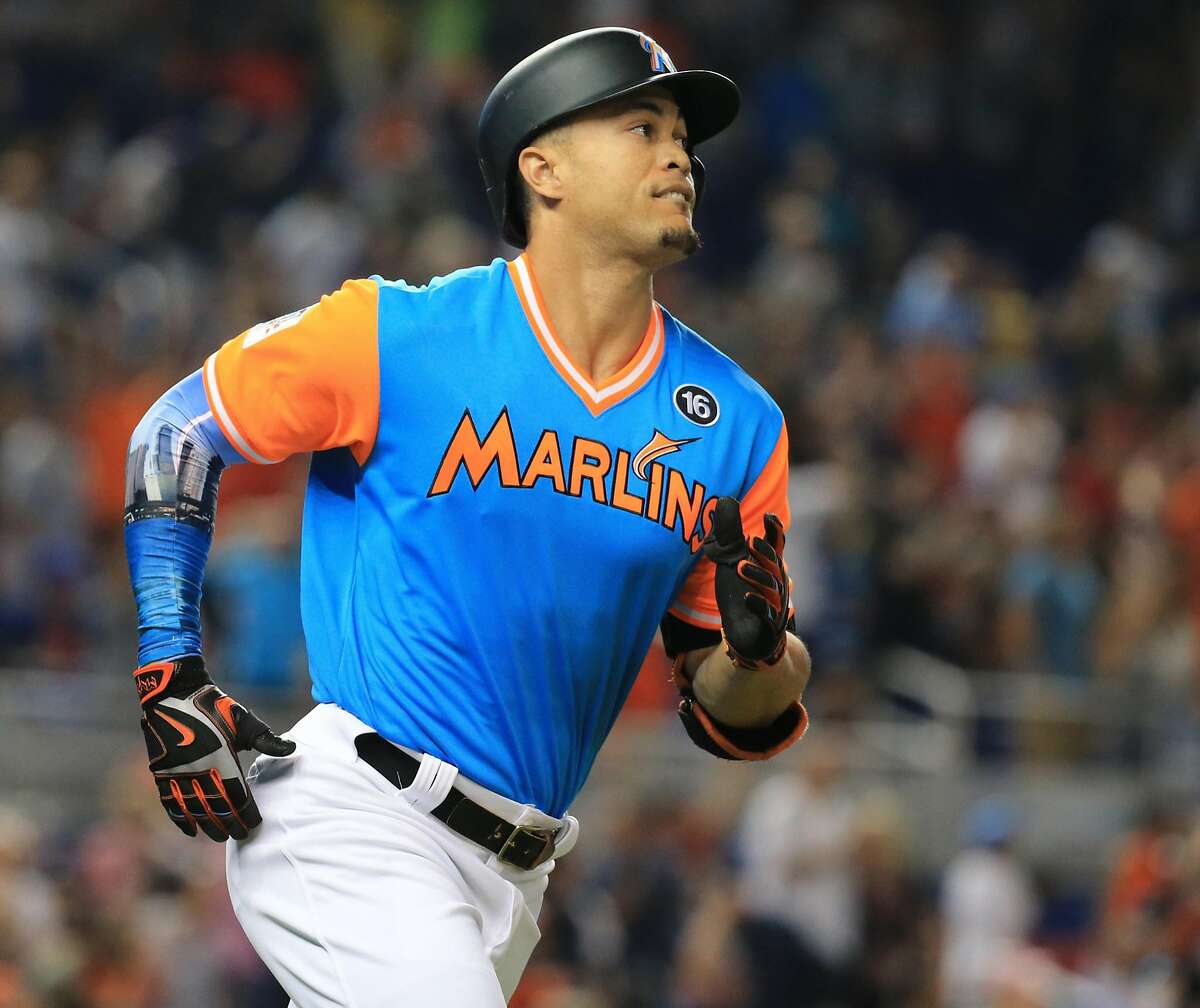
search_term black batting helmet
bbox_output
[477,27,740,248]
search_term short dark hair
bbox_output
[516,172,535,243]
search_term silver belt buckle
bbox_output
[497,824,559,869]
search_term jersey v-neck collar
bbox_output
[507,253,665,417]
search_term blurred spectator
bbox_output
[958,380,1063,538]
[851,790,934,1008]
[886,235,983,352]
[0,808,64,994]
[990,946,1128,1008]
[997,507,1102,681]
[671,879,750,1008]
[1094,802,1190,1006]
[735,729,861,1004]
[0,147,56,379]
[590,799,689,1007]
[940,797,1037,1008]
[253,179,367,308]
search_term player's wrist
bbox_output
[133,654,212,706]
[721,627,787,670]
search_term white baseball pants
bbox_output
[225,703,578,1007]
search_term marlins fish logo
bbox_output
[639,33,677,74]
[632,429,697,479]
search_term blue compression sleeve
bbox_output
[125,519,212,664]
[124,368,246,665]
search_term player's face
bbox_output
[558,88,699,265]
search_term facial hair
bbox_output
[661,224,701,257]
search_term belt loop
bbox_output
[553,814,580,860]
[401,753,459,815]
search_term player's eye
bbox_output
[630,123,652,138]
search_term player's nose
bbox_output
[659,138,692,178]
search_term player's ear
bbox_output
[516,142,565,204]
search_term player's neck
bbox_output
[523,238,654,387]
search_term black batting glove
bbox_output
[701,496,791,669]
[133,655,294,841]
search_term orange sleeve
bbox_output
[668,417,791,631]
[202,279,380,467]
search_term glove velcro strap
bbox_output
[133,655,211,706]
[676,694,808,761]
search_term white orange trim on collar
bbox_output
[508,254,665,417]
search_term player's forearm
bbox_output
[124,368,243,664]
[689,633,810,728]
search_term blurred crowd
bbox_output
[1,0,1199,1005]
[7,736,1200,1008]
[521,736,1200,1008]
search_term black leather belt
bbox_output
[354,733,561,870]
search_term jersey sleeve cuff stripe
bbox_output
[667,603,723,630]
[203,354,276,465]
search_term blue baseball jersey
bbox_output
[203,255,789,816]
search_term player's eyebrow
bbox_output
[620,98,674,119]
[616,97,688,134]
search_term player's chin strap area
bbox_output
[354,733,572,871]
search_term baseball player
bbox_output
[123,27,810,1006]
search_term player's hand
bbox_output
[133,655,294,841]
[701,496,791,669]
